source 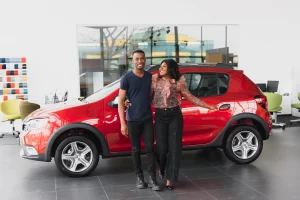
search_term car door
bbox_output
[180,72,234,146]
[103,89,133,153]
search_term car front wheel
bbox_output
[224,126,263,164]
[54,136,99,177]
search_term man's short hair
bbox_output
[132,49,145,57]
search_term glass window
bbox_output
[130,25,176,66]
[77,25,239,98]
[188,74,202,97]
[175,26,202,63]
[182,73,192,89]
[84,79,120,103]
[190,74,201,90]
[202,26,231,65]
[77,26,130,98]
[197,73,218,97]
[182,73,202,96]
[183,73,229,97]
[226,25,239,67]
[218,73,230,95]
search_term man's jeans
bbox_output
[127,117,156,177]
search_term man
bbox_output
[118,49,161,191]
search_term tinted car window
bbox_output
[198,73,218,97]
[218,73,229,94]
[182,73,229,97]
[182,74,192,89]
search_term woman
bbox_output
[152,59,217,190]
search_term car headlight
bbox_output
[24,118,49,131]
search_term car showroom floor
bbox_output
[1,126,300,200]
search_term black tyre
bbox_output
[54,136,99,177]
[224,126,263,164]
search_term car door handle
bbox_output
[219,104,231,111]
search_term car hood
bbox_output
[28,99,85,119]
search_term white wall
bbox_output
[0,0,299,107]
[0,21,80,105]
[239,21,300,94]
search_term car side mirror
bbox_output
[109,96,120,108]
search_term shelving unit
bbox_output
[0,58,28,102]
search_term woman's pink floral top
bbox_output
[151,74,207,108]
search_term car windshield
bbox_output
[83,79,120,103]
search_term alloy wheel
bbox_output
[61,141,93,172]
[231,131,259,160]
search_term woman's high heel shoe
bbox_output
[166,180,174,190]
[166,185,173,190]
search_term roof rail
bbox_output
[214,63,234,69]
[146,63,234,72]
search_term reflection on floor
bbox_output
[1,127,300,200]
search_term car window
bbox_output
[198,73,218,97]
[190,74,201,90]
[182,74,201,91]
[218,73,229,94]
[84,79,120,103]
[182,74,192,89]
[182,73,229,97]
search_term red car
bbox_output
[20,63,272,177]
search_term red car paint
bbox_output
[20,63,272,176]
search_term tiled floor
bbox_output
[1,127,300,200]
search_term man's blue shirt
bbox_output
[120,70,152,121]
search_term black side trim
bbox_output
[21,153,46,162]
[102,151,134,158]
[44,123,109,162]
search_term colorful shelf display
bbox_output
[0,57,28,101]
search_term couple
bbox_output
[118,49,217,191]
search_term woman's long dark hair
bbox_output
[159,59,181,81]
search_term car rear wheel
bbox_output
[54,136,99,177]
[224,126,263,164]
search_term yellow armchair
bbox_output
[19,101,40,121]
[290,92,300,124]
[263,92,286,129]
[0,99,22,138]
